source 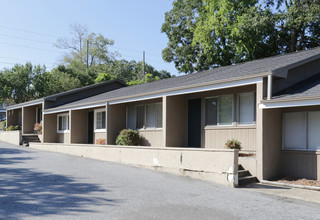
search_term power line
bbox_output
[0,41,62,53]
[0,25,59,38]
[0,33,54,45]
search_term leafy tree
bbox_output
[127,73,160,86]
[94,72,116,84]
[162,0,320,74]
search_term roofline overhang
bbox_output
[6,100,44,110]
[44,74,266,114]
[259,96,320,109]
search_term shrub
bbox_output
[34,122,42,134]
[6,125,20,131]
[225,138,242,150]
[116,129,141,146]
[96,138,106,145]
[1,120,6,130]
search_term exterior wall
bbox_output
[57,133,70,144]
[22,104,41,134]
[256,82,263,180]
[262,108,282,179]
[140,130,163,147]
[70,110,88,144]
[107,103,126,145]
[94,132,106,144]
[0,130,21,145]
[43,114,58,143]
[6,108,21,127]
[29,142,239,187]
[166,95,188,147]
[204,127,256,151]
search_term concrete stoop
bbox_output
[22,135,40,146]
[238,164,258,186]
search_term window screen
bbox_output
[308,111,320,150]
[218,95,233,125]
[283,112,306,150]
[205,98,217,125]
[127,106,137,129]
[136,105,144,129]
[238,92,255,125]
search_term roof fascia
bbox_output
[6,100,44,110]
[259,97,320,109]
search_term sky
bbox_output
[0,0,179,75]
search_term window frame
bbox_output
[205,95,234,127]
[94,108,106,132]
[237,92,256,126]
[57,113,69,133]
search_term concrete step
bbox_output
[238,164,245,171]
[238,170,251,178]
[238,176,258,186]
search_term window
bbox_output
[283,111,320,151]
[146,103,162,128]
[57,113,69,133]
[205,95,233,126]
[238,92,255,125]
[127,103,162,129]
[94,109,106,131]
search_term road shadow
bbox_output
[0,145,121,219]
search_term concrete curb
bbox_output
[261,180,320,191]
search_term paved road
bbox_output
[0,142,319,220]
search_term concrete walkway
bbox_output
[242,183,320,204]
[0,142,320,220]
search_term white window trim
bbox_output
[57,113,69,133]
[204,95,234,127]
[237,92,256,126]
[94,108,106,132]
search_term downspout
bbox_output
[267,74,273,100]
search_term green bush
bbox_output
[1,120,6,130]
[116,129,141,146]
[225,138,242,150]
[6,125,20,131]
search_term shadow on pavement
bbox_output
[0,145,121,219]
[241,183,291,190]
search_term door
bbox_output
[88,111,94,144]
[188,99,201,147]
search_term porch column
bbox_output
[256,81,264,180]
[105,102,109,144]
[162,96,167,147]
[68,110,71,144]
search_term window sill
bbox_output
[204,125,256,130]
[94,129,106,133]
[282,149,320,154]
[139,128,163,131]
[57,130,69,134]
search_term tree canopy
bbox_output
[162,0,320,74]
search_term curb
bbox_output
[261,180,320,191]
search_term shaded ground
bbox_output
[271,177,320,187]
[0,142,320,220]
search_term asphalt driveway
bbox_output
[0,142,319,220]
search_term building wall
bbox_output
[166,95,188,147]
[94,132,106,144]
[204,127,256,151]
[57,133,70,144]
[107,103,126,145]
[43,114,58,143]
[140,130,163,147]
[71,110,88,144]
[6,108,21,127]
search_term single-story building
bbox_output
[5,47,320,185]
[0,103,6,122]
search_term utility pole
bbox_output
[142,50,145,81]
[86,40,89,70]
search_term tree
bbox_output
[94,72,116,84]
[162,0,320,74]
[127,73,160,86]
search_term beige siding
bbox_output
[281,151,320,180]
[70,110,88,144]
[94,132,106,144]
[107,103,126,145]
[22,104,42,134]
[43,114,58,143]
[7,108,21,127]
[204,127,256,151]
[57,133,69,144]
[140,130,163,147]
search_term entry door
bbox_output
[188,99,201,148]
[88,111,94,144]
